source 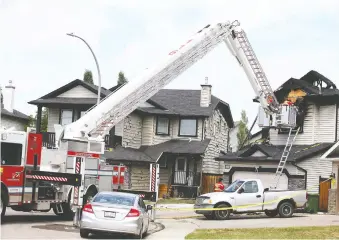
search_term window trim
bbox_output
[178,117,198,137]
[155,116,170,136]
[59,109,74,126]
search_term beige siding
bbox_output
[130,164,149,191]
[122,113,142,149]
[223,161,301,176]
[270,103,316,145]
[1,116,27,131]
[141,116,154,145]
[298,154,333,193]
[159,166,172,185]
[57,85,98,98]
[47,108,59,132]
[202,109,229,174]
[315,105,336,142]
[114,120,123,137]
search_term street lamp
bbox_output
[66,33,101,106]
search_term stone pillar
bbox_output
[328,189,337,214]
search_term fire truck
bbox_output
[0,20,300,221]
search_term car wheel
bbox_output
[80,229,90,238]
[133,226,143,239]
[278,202,294,218]
[214,203,231,220]
[1,192,7,218]
[265,210,278,218]
[203,214,215,220]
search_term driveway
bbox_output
[148,213,339,239]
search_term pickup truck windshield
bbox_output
[224,180,245,192]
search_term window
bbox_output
[138,198,146,210]
[242,181,259,193]
[224,180,244,192]
[74,110,87,121]
[179,118,197,137]
[92,193,136,206]
[60,109,73,126]
[1,142,22,165]
[156,117,170,135]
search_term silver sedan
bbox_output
[80,191,152,239]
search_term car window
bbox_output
[242,181,259,193]
[224,180,245,192]
[92,193,136,206]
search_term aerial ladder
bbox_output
[52,20,299,223]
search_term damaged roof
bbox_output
[216,142,333,162]
[273,70,339,103]
[104,139,211,163]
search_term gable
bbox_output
[250,150,267,157]
[57,85,98,98]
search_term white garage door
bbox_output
[232,171,288,190]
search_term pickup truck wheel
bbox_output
[214,203,231,220]
[278,202,294,218]
[265,210,278,217]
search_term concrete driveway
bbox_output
[148,213,339,239]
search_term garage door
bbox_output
[232,171,288,190]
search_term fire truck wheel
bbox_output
[1,192,6,218]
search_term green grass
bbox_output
[185,226,339,239]
[156,198,195,204]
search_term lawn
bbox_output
[185,226,339,239]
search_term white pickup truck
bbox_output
[194,179,307,220]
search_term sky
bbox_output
[1,0,338,133]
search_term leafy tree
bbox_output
[25,108,48,132]
[117,71,128,85]
[237,110,249,148]
[83,69,94,84]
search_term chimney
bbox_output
[4,80,15,113]
[200,77,212,107]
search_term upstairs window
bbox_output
[179,118,197,137]
[156,117,170,135]
[60,109,73,126]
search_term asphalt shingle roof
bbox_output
[216,142,333,162]
[104,139,211,163]
[1,107,29,120]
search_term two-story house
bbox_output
[216,70,339,214]
[28,78,234,198]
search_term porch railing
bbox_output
[41,132,118,150]
[172,171,201,186]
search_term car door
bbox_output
[234,180,263,212]
[138,198,149,231]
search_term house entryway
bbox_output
[319,177,331,212]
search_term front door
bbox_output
[174,157,187,184]
[319,177,331,212]
[235,180,263,212]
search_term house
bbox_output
[1,80,29,131]
[228,121,240,152]
[216,70,339,213]
[28,78,234,198]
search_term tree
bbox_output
[117,71,128,85]
[83,69,94,84]
[25,108,48,132]
[237,110,249,149]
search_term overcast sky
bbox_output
[1,0,338,133]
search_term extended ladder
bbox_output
[271,127,300,189]
[234,31,279,113]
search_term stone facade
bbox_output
[203,109,230,175]
[122,113,143,149]
[328,189,337,214]
[288,178,306,190]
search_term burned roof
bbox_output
[273,70,339,103]
[216,142,333,162]
[104,139,211,163]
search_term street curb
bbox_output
[147,222,165,235]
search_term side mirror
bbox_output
[146,205,153,211]
[264,188,269,192]
[237,188,244,194]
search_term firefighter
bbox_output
[214,178,225,192]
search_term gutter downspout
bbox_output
[335,103,338,141]
[292,162,307,190]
